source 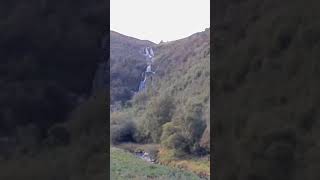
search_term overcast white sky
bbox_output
[110,0,210,43]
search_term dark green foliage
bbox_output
[161,122,189,157]
[180,101,206,143]
[141,94,175,143]
[110,111,136,144]
[161,122,180,144]
[165,133,189,157]
[160,100,207,155]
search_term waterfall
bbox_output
[138,47,155,92]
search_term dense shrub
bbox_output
[140,94,175,143]
[161,122,189,155]
[159,99,207,156]
[133,122,152,143]
[110,111,136,144]
[165,133,189,157]
[111,121,136,144]
[161,122,180,140]
[179,100,206,144]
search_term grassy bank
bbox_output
[110,147,202,180]
[158,148,210,178]
[112,143,210,179]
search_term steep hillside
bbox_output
[213,0,320,180]
[151,28,210,149]
[152,29,210,108]
[110,31,155,105]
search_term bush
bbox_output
[166,133,189,157]
[160,122,180,146]
[111,121,136,144]
[179,100,206,143]
[133,122,152,143]
[110,111,136,144]
[159,99,208,156]
[141,94,175,143]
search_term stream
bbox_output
[134,151,156,164]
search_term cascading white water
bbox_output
[138,47,155,92]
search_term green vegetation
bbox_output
[110,147,202,180]
[110,110,136,144]
[139,94,175,143]
[110,29,210,177]
[158,148,210,177]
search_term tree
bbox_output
[180,101,206,142]
[141,94,175,143]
